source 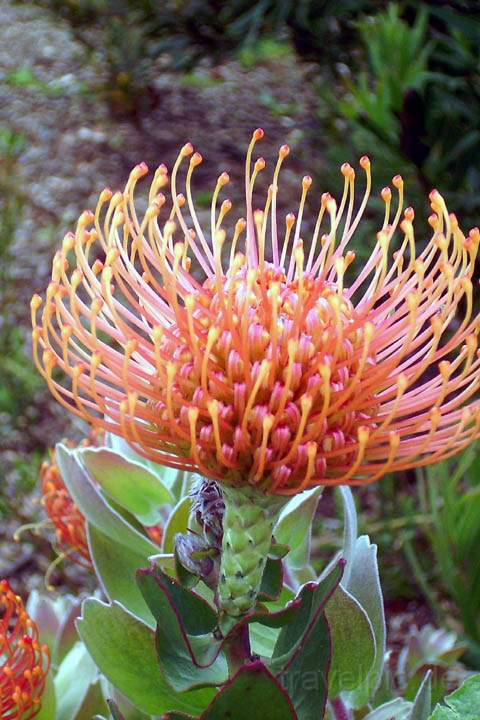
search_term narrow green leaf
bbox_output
[258,557,283,601]
[409,670,431,720]
[363,699,412,720]
[271,562,343,671]
[140,566,217,633]
[56,445,158,557]
[278,613,330,720]
[163,497,193,553]
[35,674,56,720]
[343,536,386,708]
[325,585,376,697]
[338,486,358,584]
[77,599,216,715]
[55,600,83,665]
[275,487,322,568]
[75,681,109,719]
[54,642,98,720]
[88,523,155,627]
[80,447,173,525]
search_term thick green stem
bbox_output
[218,485,287,617]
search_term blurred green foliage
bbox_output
[0,128,44,488]
[405,447,480,668]
[345,446,480,670]
[320,2,480,232]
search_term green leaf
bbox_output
[80,447,173,525]
[88,523,155,627]
[363,699,413,720]
[75,681,109,720]
[54,642,98,720]
[163,496,193,553]
[198,663,297,720]
[268,543,290,560]
[270,561,344,720]
[56,445,158,558]
[105,687,152,720]
[55,600,83,665]
[139,566,218,634]
[325,585,376,697]
[343,536,386,709]
[106,700,126,720]
[77,599,216,715]
[249,586,296,659]
[429,675,480,719]
[104,432,188,500]
[258,557,283,601]
[26,592,61,656]
[26,592,81,666]
[136,567,228,691]
[249,622,281,659]
[275,487,322,568]
[35,674,56,720]
[338,486,358,583]
[410,671,431,720]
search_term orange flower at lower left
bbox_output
[0,580,50,720]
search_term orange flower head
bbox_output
[40,449,91,568]
[31,130,480,495]
[0,580,51,720]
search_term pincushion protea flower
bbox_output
[31,129,480,615]
[0,580,50,719]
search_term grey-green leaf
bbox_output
[363,699,413,720]
[87,523,155,627]
[338,485,358,583]
[77,599,216,715]
[409,671,432,720]
[162,496,192,554]
[56,445,158,558]
[429,675,480,719]
[80,447,173,525]
[325,585,376,697]
[54,642,98,720]
[275,487,322,569]
[343,536,386,708]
